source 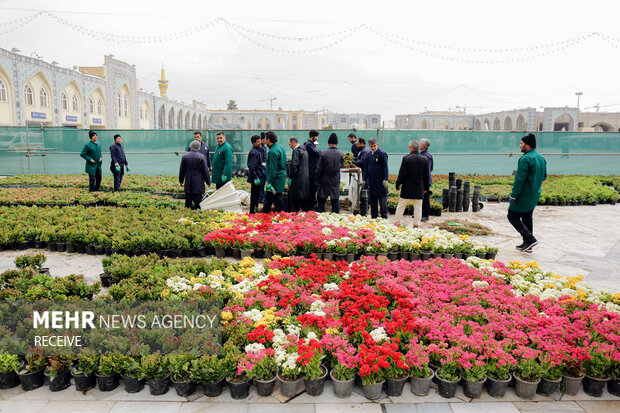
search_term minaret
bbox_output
[158,64,168,98]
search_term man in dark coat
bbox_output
[179,140,211,210]
[109,134,129,192]
[247,135,266,214]
[187,131,211,170]
[80,130,102,192]
[315,133,344,213]
[354,138,371,168]
[262,131,287,213]
[508,133,547,252]
[363,138,389,219]
[259,132,268,203]
[348,133,359,160]
[287,137,309,212]
[395,140,429,227]
[304,129,320,210]
[419,138,433,221]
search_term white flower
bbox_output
[369,327,388,343]
[245,343,266,353]
[323,282,339,291]
[472,280,489,288]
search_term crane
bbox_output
[261,96,277,110]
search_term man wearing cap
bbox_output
[80,130,103,192]
[262,130,287,213]
[179,140,211,210]
[212,131,233,190]
[304,129,320,210]
[109,134,129,192]
[508,133,547,252]
[315,133,344,213]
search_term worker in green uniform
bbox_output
[262,130,287,213]
[508,133,547,252]
[211,131,233,189]
[80,130,103,192]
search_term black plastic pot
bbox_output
[85,245,95,255]
[48,242,58,251]
[66,242,76,253]
[232,247,241,259]
[99,273,113,287]
[202,379,224,397]
[436,374,460,399]
[72,372,96,392]
[18,369,45,391]
[463,377,486,399]
[172,378,195,397]
[0,369,21,389]
[486,376,510,398]
[47,370,71,392]
[583,375,608,397]
[214,247,226,258]
[122,375,144,393]
[387,252,399,261]
[386,375,408,397]
[608,378,620,397]
[96,373,119,392]
[254,377,276,397]
[227,378,250,400]
[147,376,170,395]
[537,377,561,396]
[304,367,327,397]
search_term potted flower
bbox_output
[562,352,586,396]
[485,246,498,260]
[514,354,543,399]
[222,345,250,400]
[45,354,73,392]
[168,354,195,397]
[118,356,145,393]
[275,339,303,398]
[190,355,224,397]
[357,341,389,400]
[436,359,461,399]
[241,347,277,397]
[583,344,613,397]
[609,359,620,397]
[96,354,120,392]
[0,354,23,389]
[71,351,98,392]
[384,342,409,397]
[459,354,487,399]
[538,353,563,396]
[18,352,48,391]
[330,350,357,398]
[299,338,327,397]
[140,354,170,396]
[405,340,433,396]
[485,354,515,398]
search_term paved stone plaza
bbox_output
[0,202,619,412]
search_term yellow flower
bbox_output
[459,235,469,241]
[268,269,282,277]
[221,311,233,321]
[525,261,538,268]
[160,289,170,297]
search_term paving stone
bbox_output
[415,404,455,413]
[108,401,182,413]
[0,400,49,412]
[576,400,620,413]
[450,402,520,413]
[179,403,248,413]
[315,404,381,413]
[43,400,115,413]
[289,382,368,404]
[512,401,585,412]
[248,404,314,413]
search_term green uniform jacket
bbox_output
[509,149,547,213]
[265,142,287,193]
[212,141,233,185]
[80,141,102,175]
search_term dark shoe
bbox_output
[421,217,429,221]
[522,240,539,252]
[515,243,526,250]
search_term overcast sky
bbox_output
[2,0,620,120]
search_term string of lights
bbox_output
[0,12,44,35]
[223,19,359,41]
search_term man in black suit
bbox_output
[287,137,309,212]
[304,129,320,210]
[395,140,429,227]
[179,140,211,210]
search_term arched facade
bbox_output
[23,72,53,125]
[516,115,526,131]
[60,81,82,127]
[492,118,501,131]
[503,116,513,131]
[139,100,150,129]
[474,119,481,131]
[116,84,131,128]
[87,88,105,128]
[553,113,575,132]
[0,64,14,126]
[168,108,174,129]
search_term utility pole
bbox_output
[575,91,583,110]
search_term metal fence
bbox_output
[1,127,619,175]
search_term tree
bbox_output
[227,100,238,110]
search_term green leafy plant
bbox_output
[190,355,223,383]
[436,361,460,382]
[97,354,122,377]
[22,352,48,373]
[0,354,21,373]
[168,354,194,382]
[15,253,46,270]
[72,351,98,376]
[515,358,543,382]
[47,354,73,382]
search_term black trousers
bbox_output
[369,194,388,219]
[88,169,102,192]
[290,197,306,212]
[185,193,203,210]
[317,196,339,213]
[307,179,317,210]
[110,165,124,191]
[507,209,536,243]
[250,182,261,214]
[216,183,224,190]
[422,191,431,218]
[262,192,284,213]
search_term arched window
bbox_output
[144,108,148,121]
[39,88,48,107]
[89,98,94,113]
[0,80,6,102]
[139,107,143,120]
[97,99,102,115]
[61,92,68,110]
[123,94,128,117]
[72,95,79,112]
[24,85,33,105]
[117,93,122,116]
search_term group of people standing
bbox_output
[80,131,129,192]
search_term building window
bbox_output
[39,88,48,107]
[144,109,148,121]
[117,93,122,116]
[139,107,143,120]
[97,99,103,115]
[0,80,6,102]
[123,94,128,118]
[25,85,33,105]
[61,92,68,110]
[89,98,94,113]
[72,95,79,112]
